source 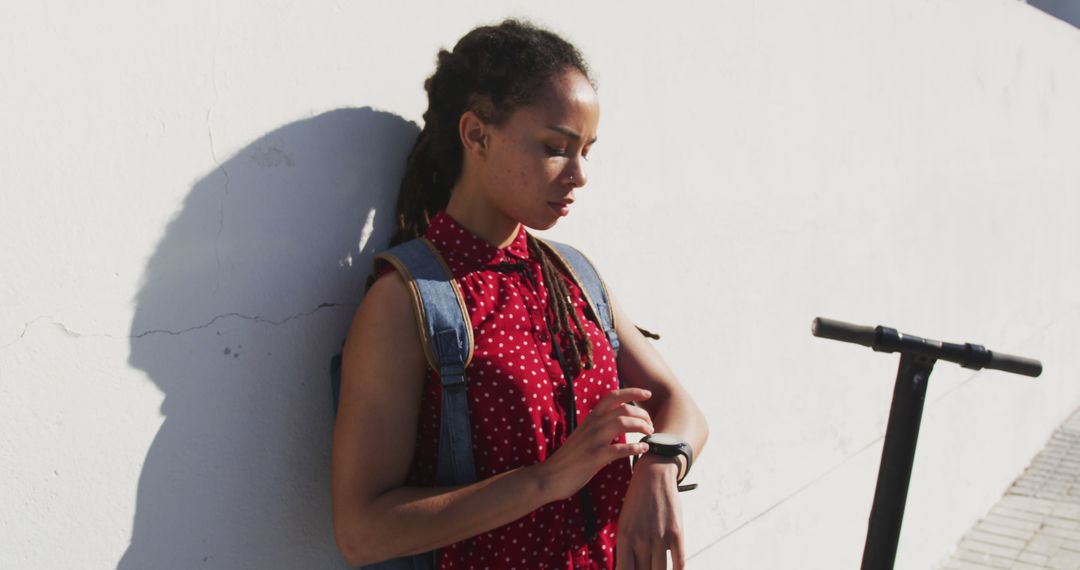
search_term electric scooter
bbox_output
[811,317,1043,570]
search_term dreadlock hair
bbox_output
[378,18,598,379]
[527,236,595,378]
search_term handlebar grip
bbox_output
[986,350,1043,377]
[811,317,876,348]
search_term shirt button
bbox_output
[538,331,550,343]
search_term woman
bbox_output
[332,19,708,569]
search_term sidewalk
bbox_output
[940,408,1080,570]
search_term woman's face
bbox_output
[482,69,600,231]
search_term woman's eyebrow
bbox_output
[546,125,598,145]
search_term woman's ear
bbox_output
[459,110,489,157]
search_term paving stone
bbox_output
[984,512,1043,532]
[993,504,1050,523]
[1000,496,1057,514]
[1017,551,1051,565]
[966,529,1028,550]
[976,521,1038,541]
[1046,549,1080,569]
[941,560,1000,570]
[954,548,1014,569]
[1042,515,1080,531]
[959,538,1021,560]
[1044,484,1071,496]
[1040,526,1080,543]
[1058,538,1080,553]
[1025,534,1066,556]
[940,407,1080,570]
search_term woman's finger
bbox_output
[650,544,666,570]
[616,535,633,570]
[670,531,687,570]
[583,401,653,436]
[594,388,652,414]
[604,402,653,425]
[608,441,650,461]
[634,543,650,570]
[603,416,654,441]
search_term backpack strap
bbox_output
[534,238,622,368]
[374,238,478,487]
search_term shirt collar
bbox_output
[425,210,531,271]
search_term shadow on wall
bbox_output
[121,108,418,568]
[1025,0,1080,27]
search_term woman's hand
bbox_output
[615,455,686,570]
[539,388,655,502]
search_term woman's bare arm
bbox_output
[330,270,558,566]
[608,289,709,570]
[610,290,709,478]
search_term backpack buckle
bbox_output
[440,363,467,392]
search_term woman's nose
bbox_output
[565,158,587,187]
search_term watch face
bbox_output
[648,433,682,446]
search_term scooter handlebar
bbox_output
[987,350,1043,377]
[811,317,876,348]
[811,316,1043,378]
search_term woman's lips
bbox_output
[549,202,570,217]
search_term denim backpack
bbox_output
[330,236,621,569]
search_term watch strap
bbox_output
[632,435,697,492]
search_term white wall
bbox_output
[2,1,1078,568]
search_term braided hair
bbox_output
[379,18,598,378]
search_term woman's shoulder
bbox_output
[364,264,410,312]
[344,265,428,375]
[352,264,415,340]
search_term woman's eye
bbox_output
[545,145,567,157]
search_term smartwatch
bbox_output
[631,432,698,492]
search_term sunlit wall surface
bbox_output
[2,1,1078,568]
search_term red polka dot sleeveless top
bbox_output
[374,210,632,569]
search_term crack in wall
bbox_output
[131,302,344,339]
[0,302,346,352]
[206,21,227,301]
[4,316,62,350]
[0,315,119,353]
